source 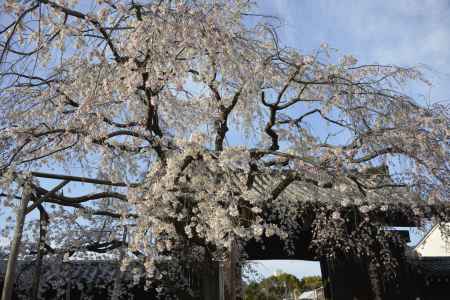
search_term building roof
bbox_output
[178,156,419,209]
[228,167,420,208]
[0,258,143,294]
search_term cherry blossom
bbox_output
[0,0,449,299]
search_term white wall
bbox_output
[415,224,450,257]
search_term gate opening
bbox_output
[242,260,324,300]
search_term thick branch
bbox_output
[261,92,280,151]
[349,147,399,163]
[215,90,241,151]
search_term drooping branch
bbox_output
[18,140,78,165]
[0,4,39,66]
[38,0,126,63]
[276,108,349,129]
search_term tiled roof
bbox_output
[410,257,450,276]
[227,168,420,206]
[0,258,143,293]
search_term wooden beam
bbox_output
[31,172,138,187]
[245,232,315,261]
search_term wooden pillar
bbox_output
[31,205,49,300]
[199,241,242,300]
[323,256,376,300]
[65,282,71,300]
[112,227,127,300]
[200,262,220,300]
[319,257,333,300]
[1,182,32,300]
[223,241,241,300]
[368,261,382,300]
[219,261,224,300]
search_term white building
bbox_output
[414,224,450,257]
[299,287,325,300]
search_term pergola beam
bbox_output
[30,172,138,187]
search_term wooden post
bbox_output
[219,261,225,300]
[31,205,49,300]
[223,241,241,300]
[200,262,220,300]
[229,243,237,300]
[2,179,68,300]
[319,257,332,300]
[1,182,32,300]
[112,227,127,300]
[65,281,71,300]
[369,261,382,300]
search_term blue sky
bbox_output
[257,0,450,103]
[249,0,450,280]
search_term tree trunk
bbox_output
[1,183,32,300]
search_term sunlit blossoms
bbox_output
[0,0,449,298]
